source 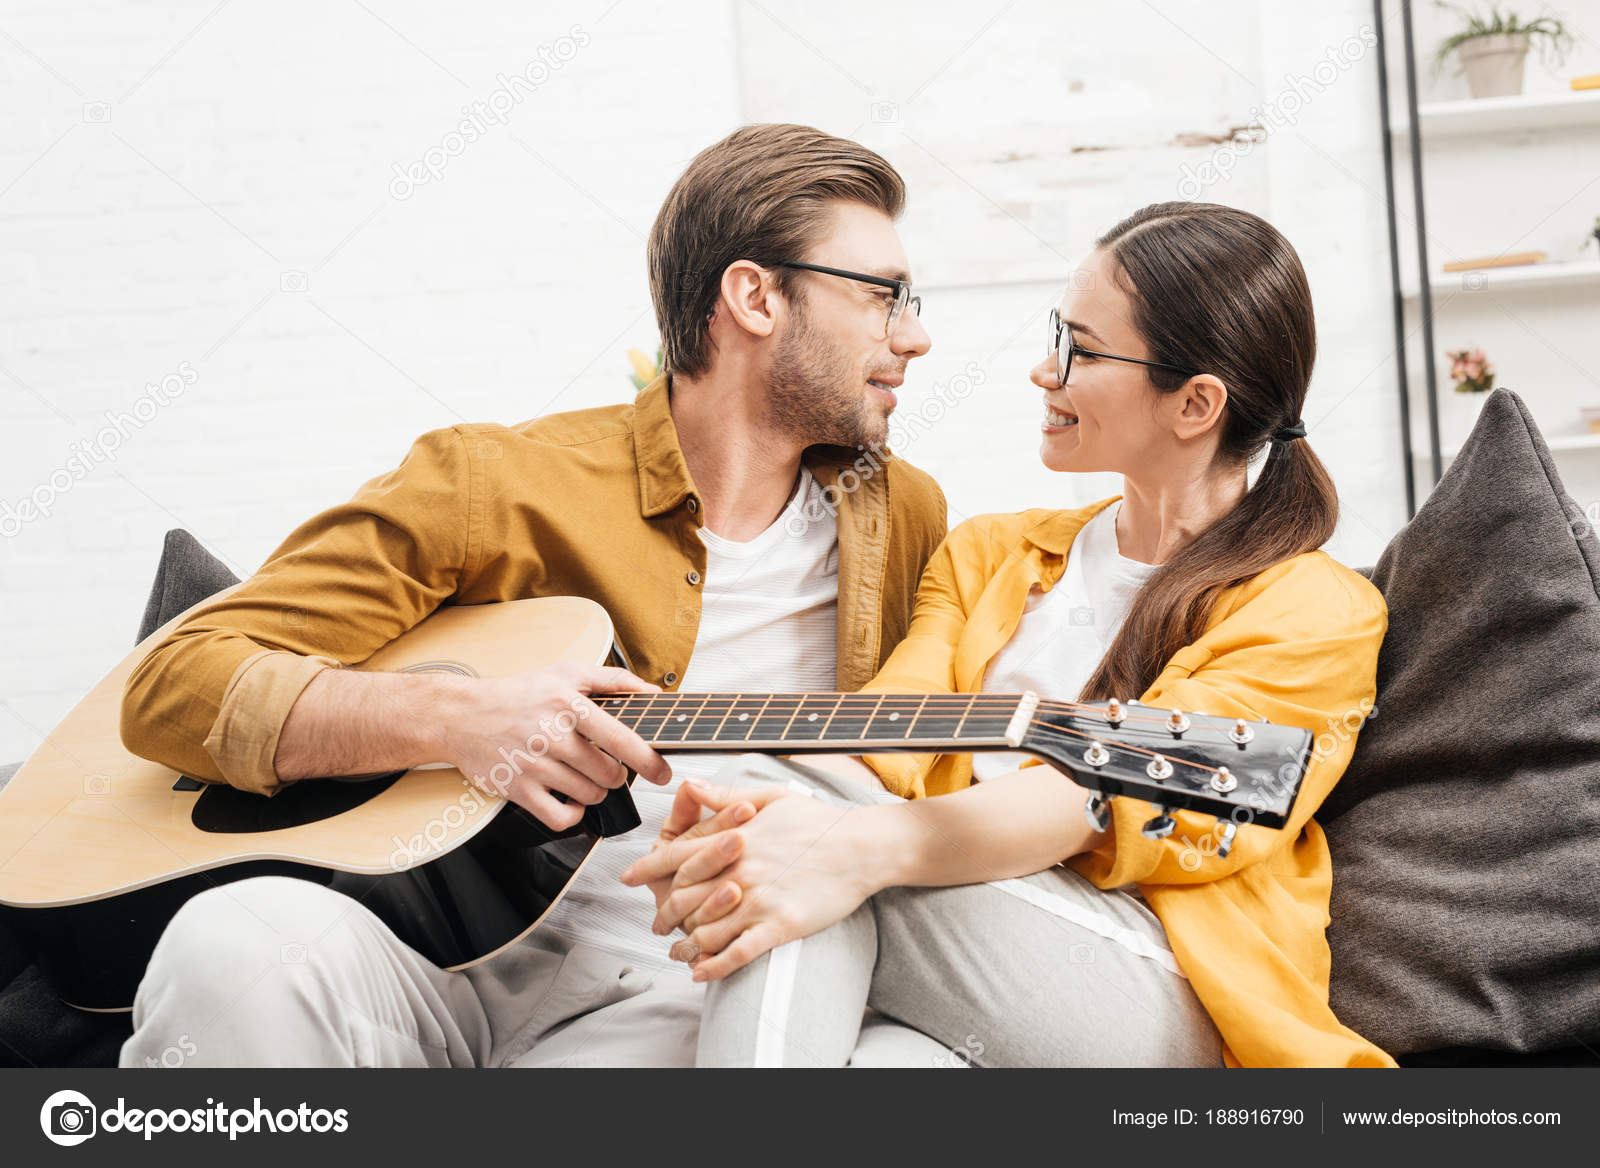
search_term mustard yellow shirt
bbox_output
[120,376,947,795]
[862,497,1395,1068]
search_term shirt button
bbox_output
[686,497,698,513]
[686,570,701,585]
[663,671,678,686]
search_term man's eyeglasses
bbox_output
[1048,307,1197,386]
[778,260,922,339]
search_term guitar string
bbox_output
[593,692,1211,731]
[593,696,1266,781]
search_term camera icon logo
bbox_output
[1069,605,1096,627]
[280,271,309,293]
[82,102,111,123]
[280,942,308,963]
[82,773,111,796]
[869,100,900,124]
[1067,269,1097,291]
[1462,271,1488,292]
[40,1089,97,1146]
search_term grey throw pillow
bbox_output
[1322,388,1600,1056]
[137,528,240,643]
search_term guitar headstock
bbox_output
[1021,699,1312,846]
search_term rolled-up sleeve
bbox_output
[120,426,476,794]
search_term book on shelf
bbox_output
[1442,251,1547,273]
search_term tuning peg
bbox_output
[1141,809,1176,839]
[1215,821,1238,858]
[1105,698,1125,726]
[1145,755,1174,780]
[1229,717,1254,745]
[1082,740,1110,767]
[1084,794,1111,832]
[1165,709,1190,735]
[1209,766,1237,794]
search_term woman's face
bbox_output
[1031,248,1174,475]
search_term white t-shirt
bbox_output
[536,466,840,971]
[969,502,1157,781]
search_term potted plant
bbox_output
[1432,3,1575,99]
[1447,347,1495,393]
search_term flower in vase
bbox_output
[1447,346,1495,393]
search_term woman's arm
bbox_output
[851,764,1103,891]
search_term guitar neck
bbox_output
[593,692,1039,754]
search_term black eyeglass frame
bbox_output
[1049,307,1198,386]
[777,260,922,337]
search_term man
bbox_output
[117,123,946,1067]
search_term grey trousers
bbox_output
[118,873,708,1068]
[117,864,954,1068]
[694,755,1224,1068]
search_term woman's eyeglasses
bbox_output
[1048,307,1197,386]
[778,260,922,339]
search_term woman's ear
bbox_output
[713,260,779,340]
[1172,373,1229,442]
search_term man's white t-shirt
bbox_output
[536,467,839,970]
[970,501,1156,781]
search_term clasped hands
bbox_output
[618,778,880,982]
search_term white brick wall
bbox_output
[0,0,1410,765]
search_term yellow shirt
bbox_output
[120,376,948,795]
[862,497,1395,1068]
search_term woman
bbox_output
[620,201,1393,1068]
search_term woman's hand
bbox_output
[622,783,887,981]
[626,781,780,938]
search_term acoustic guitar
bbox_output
[0,594,1312,1011]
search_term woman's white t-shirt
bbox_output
[970,501,1157,782]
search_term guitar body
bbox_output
[0,594,629,1012]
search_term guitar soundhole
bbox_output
[190,771,406,833]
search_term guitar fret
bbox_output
[601,692,1028,749]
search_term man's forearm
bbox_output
[273,668,468,781]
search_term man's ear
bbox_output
[713,260,779,340]
[1172,373,1229,442]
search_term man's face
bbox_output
[764,202,932,450]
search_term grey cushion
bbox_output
[137,528,239,643]
[1322,388,1600,1057]
[0,761,17,795]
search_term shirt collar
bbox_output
[632,374,700,518]
[1020,495,1122,554]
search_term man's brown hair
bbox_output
[647,123,906,378]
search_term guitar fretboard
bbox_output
[592,692,1035,752]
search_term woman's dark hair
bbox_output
[1078,201,1338,704]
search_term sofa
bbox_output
[1,387,1595,1067]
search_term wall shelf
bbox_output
[1413,428,1600,461]
[1403,259,1600,299]
[1416,89,1600,137]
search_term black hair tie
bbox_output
[1273,419,1307,443]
